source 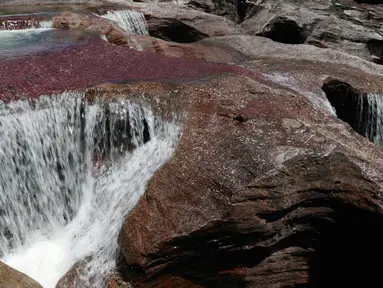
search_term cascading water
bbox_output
[362,93,383,146]
[0,18,39,30]
[100,10,149,35]
[0,92,180,287]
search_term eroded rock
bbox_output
[115,56,383,287]
[52,11,128,45]
[238,0,383,62]
[96,4,245,42]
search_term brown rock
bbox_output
[56,255,133,288]
[123,34,247,63]
[93,3,245,42]
[115,55,383,287]
[239,0,383,62]
[0,261,42,288]
[52,11,128,45]
[143,4,245,40]
[182,0,383,62]
[56,257,93,288]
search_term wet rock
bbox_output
[0,36,239,100]
[256,16,308,44]
[0,261,42,288]
[56,257,93,288]
[56,255,133,288]
[52,11,128,45]
[145,16,209,43]
[123,34,247,63]
[185,0,238,22]
[116,53,383,287]
[238,0,383,62]
[321,79,366,136]
[197,35,383,76]
[114,3,245,41]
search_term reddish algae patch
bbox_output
[0,37,249,100]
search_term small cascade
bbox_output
[322,79,383,146]
[0,18,40,30]
[0,92,180,287]
[362,93,383,146]
[39,20,53,28]
[101,10,149,35]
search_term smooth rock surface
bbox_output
[0,261,42,288]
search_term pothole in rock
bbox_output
[367,39,383,64]
[322,78,383,146]
[309,199,383,287]
[146,17,209,43]
[257,17,308,45]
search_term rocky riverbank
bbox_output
[1,0,383,287]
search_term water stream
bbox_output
[0,92,180,287]
[100,10,149,35]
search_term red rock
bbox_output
[113,57,383,287]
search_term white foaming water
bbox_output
[0,92,180,287]
[101,10,149,35]
[39,20,53,28]
[363,93,383,146]
[0,18,53,31]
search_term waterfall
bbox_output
[0,92,180,287]
[362,93,383,146]
[39,20,53,28]
[100,10,149,35]
[0,19,39,30]
[0,17,52,31]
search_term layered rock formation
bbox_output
[115,59,383,287]
[239,0,383,63]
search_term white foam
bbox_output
[0,92,180,287]
[364,93,383,146]
[101,10,149,35]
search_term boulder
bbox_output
[0,261,42,288]
[52,11,128,45]
[239,0,383,62]
[142,4,245,41]
[116,52,383,287]
[91,3,245,42]
[182,0,383,62]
